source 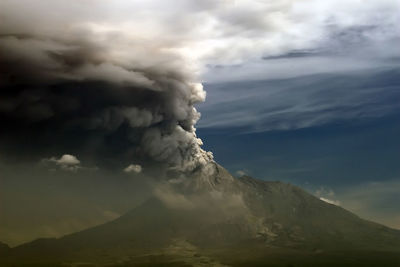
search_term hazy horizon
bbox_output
[1,2,399,266]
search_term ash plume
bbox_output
[1,0,395,174]
[0,1,213,174]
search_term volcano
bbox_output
[2,164,400,266]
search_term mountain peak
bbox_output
[2,171,400,266]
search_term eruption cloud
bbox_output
[0,1,213,173]
[2,0,393,173]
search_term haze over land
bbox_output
[2,165,400,266]
[0,0,400,266]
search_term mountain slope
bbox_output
[237,175,400,250]
[2,164,400,266]
[0,242,10,252]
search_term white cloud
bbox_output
[315,187,335,198]
[1,0,398,75]
[42,154,81,172]
[315,187,341,206]
[236,170,247,176]
[123,164,142,174]
[236,170,251,177]
[320,197,341,206]
[55,154,80,166]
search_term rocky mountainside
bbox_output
[2,164,400,266]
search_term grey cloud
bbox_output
[1,0,399,170]
[1,0,398,68]
[203,55,400,83]
[0,2,214,174]
[198,68,400,132]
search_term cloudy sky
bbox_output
[195,0,400,230]
[0,0,399,245]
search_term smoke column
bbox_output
[0,0,213,173]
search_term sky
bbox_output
[195,1,400,230]
[0,0,399,245]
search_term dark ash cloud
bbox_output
[0,24,213,174]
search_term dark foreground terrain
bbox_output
[2,164,400,266]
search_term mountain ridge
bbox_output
[2,164,400,266]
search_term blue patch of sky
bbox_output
[197,68,400,189]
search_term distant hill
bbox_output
[2,164,400,266]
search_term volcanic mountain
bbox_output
[2,164,400,266]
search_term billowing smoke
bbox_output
[0,1,213,173]
[2,0,392,173]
